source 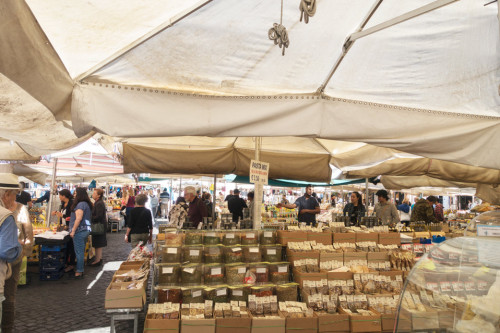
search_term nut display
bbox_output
[161,246,182,263]
[276,283,298,302]
[262,245,282,262]
[243,246,262,263]
[241,231,259,245]
[226,263,247,285]
[260,230,277,245]
[204,264,225,285]
[223,232,241,246]
[224,246,244,264]
[203,231,221,245]
[184,232,203,245]
[269,262,290,284]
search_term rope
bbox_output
[299,0,317,24]
[268,23,289,56]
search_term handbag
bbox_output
[90,222,106,236]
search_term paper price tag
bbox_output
[238,267,246,274]
[256,268,266,274]
[193,290,202,298]
[246,233,255,239]
[207,232,216,237]
[190,250,200,256]
[232,247,242,252]
[267,249,276,255]
[162,267,173,274]
[211,268,222,275]
[216,289,227,296]
[226,233,235,239]
[264,232,273,238]
[167,248,178,254]
[278,266,288,273]
[250,247,259,253]
[233,290,243,296]
[184,267,195,274]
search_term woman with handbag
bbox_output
[90,188,107,267]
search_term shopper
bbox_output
[374,190,400,226]
[247,192,255,220]
[0,174,30,333]
[69,187,92,278]
[280,194,289,205]
[343,192,366,226]
[224,190,234,202]
[203,193,213,219]
[168,197,189,228]
[397,199,411,226]
[125,194,153,247]
[124,188,135,225]
[228,189,247,222]
[278,185,320,225]
[15,182,32,209]
[184,186,208,228]
[90,188,107,266]
[432,197,444,222]
[149,189,159,219]
[51,189,77,273]
[411,196,438,223]
[159,188,170,218]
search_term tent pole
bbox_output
[213,175,217,223]
[365,178,369,208]
[341,186,344,210]
[179,177,182,199]
[46,157,58,227]
[253,137,263,230]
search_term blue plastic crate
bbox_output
[41,244,66,252]
[40,251,66,262]
[40,261,65,272]
[39,269,64,281]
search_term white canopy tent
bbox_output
[0,0,499,175]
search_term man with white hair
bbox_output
[0,173,23,331]
[183,186,208,229]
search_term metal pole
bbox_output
[46,158,58,227]
[365,178,369,208]
[179,177,182,199]
[253,137,263,230]
[341,186,344,210]
[213,175,217,223]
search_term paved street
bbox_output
[14,230,150,333]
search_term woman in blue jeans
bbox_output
[69,187,92,278]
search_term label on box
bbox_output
[233,290,243,296]
[184,267,195,274]
[207,232,216,237]
[167,248,178,254]
[396,275,403,282]
[465,281,476,292]
[256,268,266,274]
[193,290,202,298]
[278,266,288,273]
[238,267,246,274]
[162,267,173,274]
[246,233,255,239]
[217,289,227,296]
[413,244,424,254]
[232,247,242,252]
[226,233,235,239]
[477,280,488,291]
[264,232,273,238]
[424,244,434,253]
[250,247,259,253]
[440,281,452,292]
[211,267,222,275]
[190,250,200,256]
[426,282,439,293]
[267,249,276,255]
[401,244,413,251]
[452,281,464,292]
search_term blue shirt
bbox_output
[294,195,320,224]
[70,201,92,234]
[0,216,22,263]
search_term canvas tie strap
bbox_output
[299,0,317,24]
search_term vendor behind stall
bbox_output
[277,185,320,225]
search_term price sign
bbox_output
[250,160,269,185]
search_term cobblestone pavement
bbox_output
[14,229,152,333]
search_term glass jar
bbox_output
[224,246,244,264]
[203,231,221,245]
[241,231,259,245]
[204,245,223,264]
[229,285,251,302]
[204,264,225,285]
[184,231,203,245]
[276,283,298,302]
[269,262,290,284]
[260,230,277,245]
[157,263,181,285]
[181,287,205,304]
[164,233,183,247]
[204,286,229,303]
[262,245,282,262]
[226,263,247,285]
[181,264,203,285]
[243,246,262,263]
[161,246,182,263]
[248,263,269,284]
[157,287,182,303]
[182,246,203,264]
[222,231,241,246]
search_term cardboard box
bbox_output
[326,272,354,281]
[341,308,381,333]
[343,252,367,264]
[216,318,252,333]
[278,231,308,246]
[293,268,327,286]
[285,315,318,333]
[413,232,431,239]
[119,260,148,270]
[307,231,332,245]
[438,310,456,330]
[286,249,320,265]
[251,315,285,333]
[367,252,389,262]
[320,252,344,263]
[144,317,179,333]
[378,233,401,246]
[105,282,146,309]
[333,233,356,244]
[394,310,412,332]
[355,233,378,243]
[315,313,349,333]
[181,318,216,333]
[380,313,396,332]
[378,270,403,280]
[406,309,439,331]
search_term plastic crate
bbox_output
[40,251,66,262]
[40,269,64,281]
[40,261,65,272]
[41,244,67,252]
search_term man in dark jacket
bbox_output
[184,186,208,228]
[410,197,437,223]
[228,189,247,222]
